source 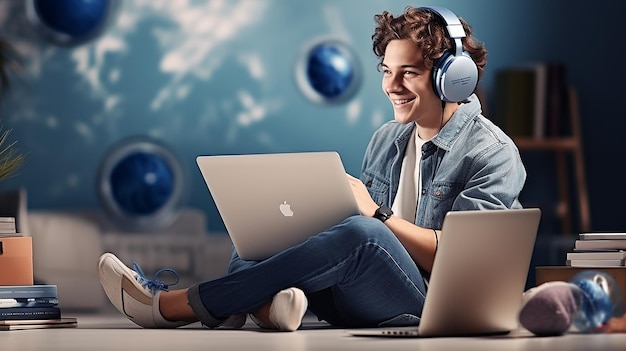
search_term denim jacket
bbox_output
[360,94,526,230]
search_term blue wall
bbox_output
[0,0,623,233]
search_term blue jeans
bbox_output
[187,215,427,328]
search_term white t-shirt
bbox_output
[392,125,428,222]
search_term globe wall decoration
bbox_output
[295,38,361,105]
[97,136,186,232]
[26,0,121,46]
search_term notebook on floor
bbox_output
[197,151,359,261]
[348,208,541,338]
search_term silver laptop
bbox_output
[349,208,541,338]
[196,152,359,261]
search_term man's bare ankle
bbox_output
[252,302,274,328]
[159,290,198,323]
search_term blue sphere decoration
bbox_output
[27,0,120,46]
[98,136,185,231]
[576,279,614,329]
[33,0,108,37]
[296,39,361,104]
[307,44,353,99]
[109,152,174,216]
[569,271,624,332]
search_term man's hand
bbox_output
[346,174,379,217]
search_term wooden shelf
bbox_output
[512,137,578,150]
[513,88,590,234]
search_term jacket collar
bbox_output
[433,94,481,151]
[392,94,482,153]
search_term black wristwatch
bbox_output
[374,205,393,223]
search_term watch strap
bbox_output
[374,205,393,223]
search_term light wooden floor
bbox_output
[2,312,626,351]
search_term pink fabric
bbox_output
[519,282,579,336]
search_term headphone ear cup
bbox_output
[432,51,478,102]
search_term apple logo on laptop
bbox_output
[279,201,294,217]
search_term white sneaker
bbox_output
[97,252,190,328]
[251,287,308,331]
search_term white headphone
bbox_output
[420,6,478,103]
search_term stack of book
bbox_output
[566,232,626,267]
[0,217,17,237]
[0,215,77,330]
[0,285,77,330]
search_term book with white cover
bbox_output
[0,317,77,331]
[567,250,626,260]
[574,239,626,251]
[566,259,625,267]
[579,232,626,240]
[0,285,57,299]
[0,217,16,234]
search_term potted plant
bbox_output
[0,36,24,181]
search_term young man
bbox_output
[98,6,525,331]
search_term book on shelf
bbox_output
[566,259,626,268]
[574,239,626,251]
[493,68,535,137]
[0,285,57,299]
[544,63,570,137]
[0,306,61,320]
[532,63,547,139]
[492,62,570,139]
[579,232,626,240]
[0,317,77,331]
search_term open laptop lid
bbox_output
[418,208,541,336]
[349,208,541,337]
[196,152,359,261]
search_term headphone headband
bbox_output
[417,6,478,102]
[419,6,465,56]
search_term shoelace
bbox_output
[132,261,180,294]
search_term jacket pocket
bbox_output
[427,181,463,216]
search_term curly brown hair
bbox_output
[372,6,487,82]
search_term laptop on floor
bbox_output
[348,208,541,338]
[196,151,359,261]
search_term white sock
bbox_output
[268,288,308,331]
